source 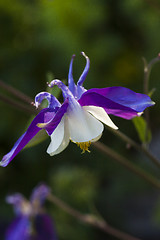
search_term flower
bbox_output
[5,184,58,240]
[0,52,154,167]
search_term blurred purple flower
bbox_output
[5,184,58,240]
[0,52,154,167]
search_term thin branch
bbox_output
[0,80,33,104]
[0,93,38,115]
[143,54,160,95]
[48,193,141,240]
[143,54,160,143]
[107,127,160,169]
[93,141,160,189]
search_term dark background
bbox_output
[0,0,160,239]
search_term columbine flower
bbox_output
[0,52,154,167]
[5,184,58,240]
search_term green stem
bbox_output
[107,127,160,169]
[48,193,141,240]
[143,54,160,95]
[93,141,160,189]
[143,54,160,143]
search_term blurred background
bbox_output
[0,0,160,239]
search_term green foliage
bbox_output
[50,166,98,210]
[153,197,160,225]
[49,166,98,240]
[132,116,152,143]
[25,129,48,149]
[46,72,63,99]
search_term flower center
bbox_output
[76,141,91,153]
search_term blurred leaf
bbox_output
[24,115,48,149]
[46,71,62,100]
[50,166,98,209]
[152,197,160,225]
[132,116,152,143]
[46,71,55,83]
[148,88,156,97]
[24,129,48,149]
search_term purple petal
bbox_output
[6,193,26,215]
[0,108,57,167]
[77,52,90,87]
[89,87,154,111]
[33,214,58,240]
[5,216,31,240]
[79,87,154,119]
[79,91,138,119]
[30,184,50,206]
[35,92,61,109]
[76,52,90,99]
[48,79,75,101]
[42,100,69,135]
[68,54,76,95]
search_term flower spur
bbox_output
[0,52,155,167]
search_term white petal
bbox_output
[67,103,104,142]
[137,112,143,116]
[49,130,70,156]
[83,106,118,130]
[91,133,103,142]
[47,116,66,155]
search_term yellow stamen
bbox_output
[76,141,91,153]
[37,123,47,128]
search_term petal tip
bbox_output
[81,51,88,58]
[137,112,143,116]
[0,157,9,167]
[0,162,6,167]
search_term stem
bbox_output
[93,141,160,189]
[48,193,141,240]
[143,54,160,94]
[143,54,160,143]
[0,80,33,104]
[107,127,160,169]
[0,93,38,115]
